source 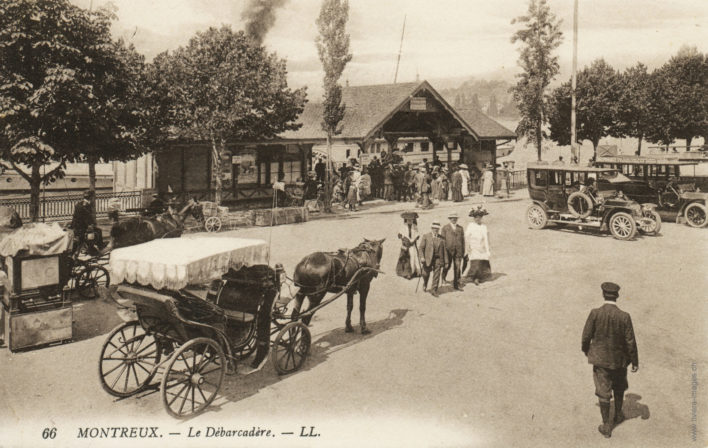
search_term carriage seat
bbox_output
[223,309,255,323]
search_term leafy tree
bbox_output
[0,0,148,220]
[469,93,482,111]
[156,26,306,204]
[646,47,707,150]
[315,0,352,212]
[548,59,622,157]
[510,0,563,161]
[612,63,652,154]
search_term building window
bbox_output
[346,149,351,158]
[420,141,430,152]
[403,142,414,153]
[376,143,381,153]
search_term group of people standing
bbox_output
[396,206,492,297]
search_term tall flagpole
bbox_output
[570,0,578,163]
[394,15,406,83]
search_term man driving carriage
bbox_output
[69,190,105,256]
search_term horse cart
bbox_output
[99,237,315,418]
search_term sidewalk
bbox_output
[308,189,529,221]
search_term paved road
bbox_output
[1,194,706,448]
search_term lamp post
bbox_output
[570,0,579,163]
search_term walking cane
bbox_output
[414,240,424,293]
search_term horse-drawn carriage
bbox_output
[98,236,385,418]
[99,238,312,417]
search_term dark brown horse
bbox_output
[104,199,199,251]
[292,238,385,334]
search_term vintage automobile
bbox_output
[594,158,707,228]
[525,164,660,240]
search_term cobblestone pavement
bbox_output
[1,191,706,448]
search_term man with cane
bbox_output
[418,221,448,297]
[441,211,465,290]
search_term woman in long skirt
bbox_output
[451,167,464,202]
[459,164,470,196]
[396,213,421,279]
[482,167,495,197]
[464,206,491,284]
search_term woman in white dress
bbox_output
[459,163,470,196]
[464,206,491,285]
[482,166,495,197]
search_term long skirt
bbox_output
[452,185,463,202]
[420,192,433,209]
[465,259,491,282]
[396,246,421,279]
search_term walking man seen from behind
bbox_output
[581,282,639,438]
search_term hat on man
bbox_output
[459,163,468,169]
[82,190,92,199]
[431,220,441,229]
[448,211,458,219]
[400,211,419,220]
[601,282,620,299]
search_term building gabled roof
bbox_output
[455,108,516,139]
[280,80,516,142]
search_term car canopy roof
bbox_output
[596,156,697,166]
[527,163,616,173]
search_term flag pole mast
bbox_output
[570,0,579,164]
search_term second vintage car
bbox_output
[525,164,660,240]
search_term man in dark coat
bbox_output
[315,157,326,183]
[581,282,639,438]
[70,190,96,254]
[441,211,465,290]
[418,221,448,297]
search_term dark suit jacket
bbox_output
[419,232,448,267]
[441,223,465,257]
[71,200,95,232]
[582,303,639,369]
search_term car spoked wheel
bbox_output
[684,203,708,228]
[609,212,636,240]
[526,204,548,229]
[638,209,662,235]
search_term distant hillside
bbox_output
[440,78,519,120]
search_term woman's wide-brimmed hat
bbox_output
[401,212,419,220]
[459,163,468,169]
[469,205,489,217]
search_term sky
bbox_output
[77,0,708,98]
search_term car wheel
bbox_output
[609,212,636,240]
[684,203,708,228]
[567,192,593,219]
[638,209,661,235]
[526,204,548,229]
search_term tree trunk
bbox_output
[88,155,97,221]
[324,132,333,213]
[30,164,41,222]
[536,121,542,161]
[592,138,599,162]
[210,134,222,205]
[686,136,692,152]
[636,135,643,156]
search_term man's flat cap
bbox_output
[601,282,620,295]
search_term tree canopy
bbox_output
[510,0,563,161]
[0,0,150,220]
[154,25,306,203]
[548,59,622,156]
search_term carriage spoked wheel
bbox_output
[272,322,311,376]
[99,321,161,398]
[234,335,257,360]
[160,337,226,419]
[78,266,110,299]
[638,209,662,235]
[204,216,222,233]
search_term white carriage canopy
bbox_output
[109,237,269,291]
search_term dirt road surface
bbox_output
[1,195,706,447]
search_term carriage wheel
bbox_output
[685,203,707,228]
[526,204,548,229]
[609,212,636,240]
[160,337,226,419]
[638,209,662,235]
[78,266,110,299]
[204,216,222,233]
[272,322,311,375]
[99,321,161,398]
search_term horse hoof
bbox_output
[345,326,355,333]
[361,328,371,335]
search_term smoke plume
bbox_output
[242,0,288,45]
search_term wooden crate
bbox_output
[252,207,308,227]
